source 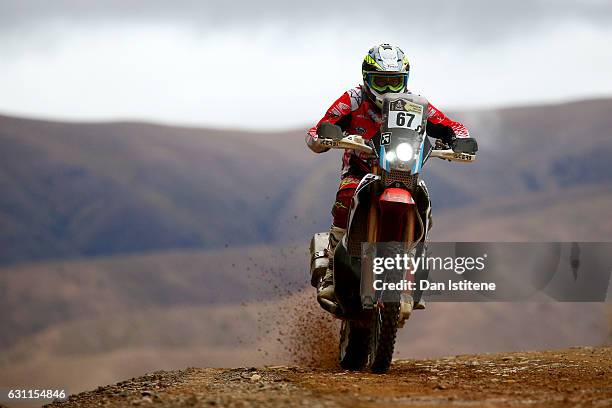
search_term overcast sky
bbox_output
[1,0,611,129]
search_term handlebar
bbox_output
[318,136,476,163]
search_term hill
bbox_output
[0,117,316,263]
[1,97,612,263]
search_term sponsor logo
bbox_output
[320,139,339,147]
[328,101,351,118]
[390,100,406,111]
[337,102,350,112]
[405,102,423,115]
[380,132,391,145]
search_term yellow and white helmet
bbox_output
[362,43,410,108]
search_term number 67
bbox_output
[396,111,415,127]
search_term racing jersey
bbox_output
[306,85,470,177]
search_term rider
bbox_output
[306,43,473,308]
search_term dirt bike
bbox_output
[309,93,477,373]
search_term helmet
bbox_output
[362,44,410,109]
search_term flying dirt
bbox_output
[45,346,611,407]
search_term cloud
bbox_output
[1,0,611,44]
[0,1,610,129]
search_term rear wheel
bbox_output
[339,320,371,370]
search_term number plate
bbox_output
[388,101,424,131]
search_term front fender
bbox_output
[377,188,416,242]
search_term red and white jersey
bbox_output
[306,85,470,177]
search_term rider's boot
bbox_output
[317,225,345,312]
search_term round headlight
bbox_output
[396,143,414,162]
[385,151,396,162]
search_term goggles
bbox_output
[365,72,408,93]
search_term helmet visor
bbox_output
[366,72,408,93]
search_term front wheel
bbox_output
[369,302,400,373]
[339,320,371,370]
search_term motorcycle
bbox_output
[309,93,477,373]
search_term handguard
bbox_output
[318,135,373,155]
[430,149,476,162]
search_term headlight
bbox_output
[395,143,414,162]
[385,151,396,162]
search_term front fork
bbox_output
[366,163,418,323]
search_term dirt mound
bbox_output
[46,347,612,408]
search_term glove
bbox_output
[317,122,344,141]
[451,137,478,154]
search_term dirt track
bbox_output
[46,347,611,408]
